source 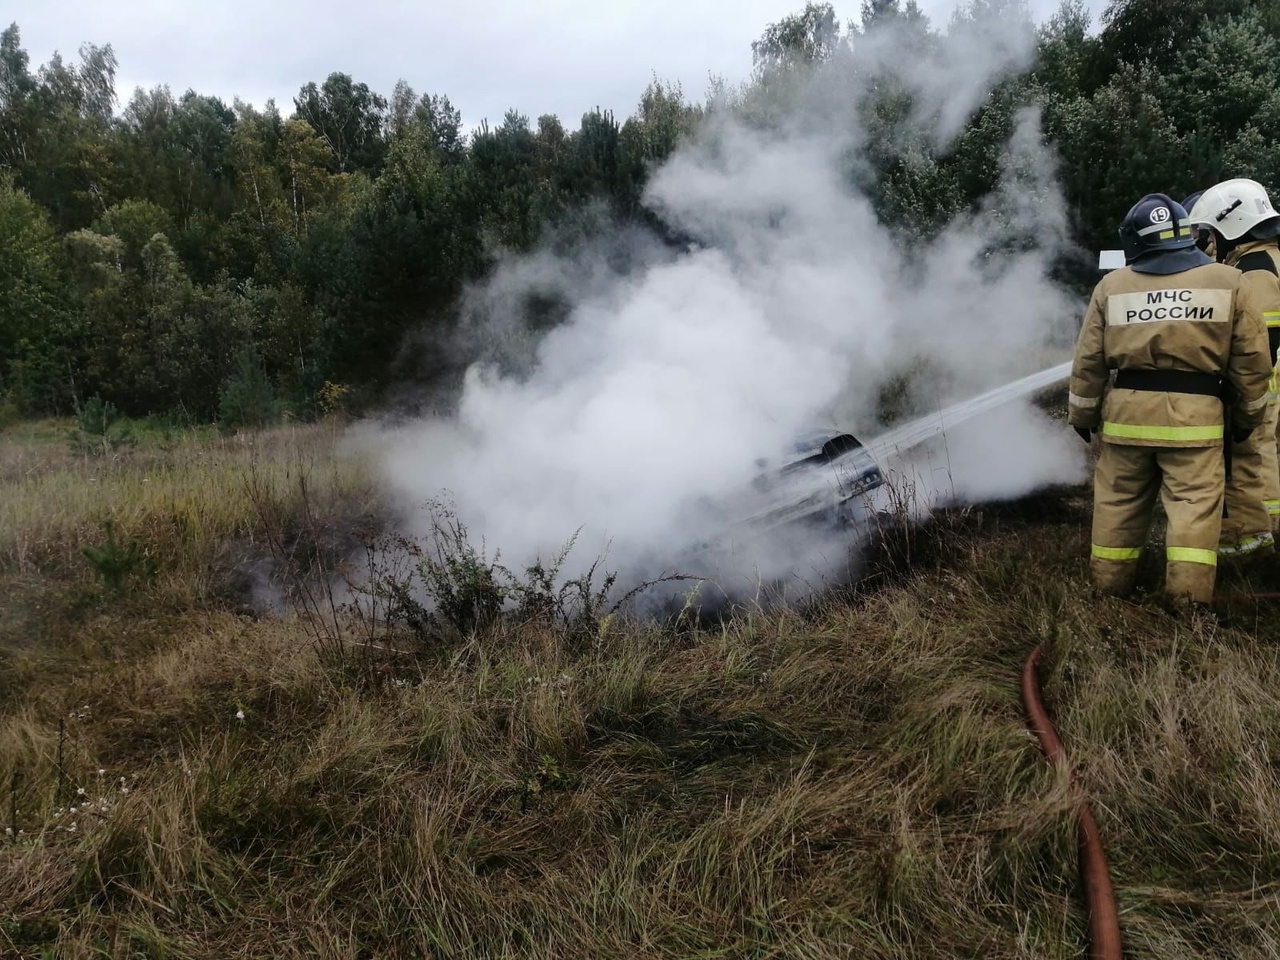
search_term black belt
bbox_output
[1114,369,1223,397]
[1114,368,1237,489]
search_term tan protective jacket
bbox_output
[1069,262,1272,447]
[1224,240,1280,385]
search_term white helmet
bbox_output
[1186,178,1280,241]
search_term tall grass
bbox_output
[2,425,1280,957]
[1,418,373,580]
[0,418,380,704]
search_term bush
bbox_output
[317,380,351,418]
[349,502,689,653]
[68,395,136,456]
[0,393,19,430]
[218,347,279,432]
[81,519,158,593]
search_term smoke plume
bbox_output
[370,8,1088,606]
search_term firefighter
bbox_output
[1187,179,1280,541]
[1181,190,1216,259]
[1069,193,1272,605]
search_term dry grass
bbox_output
[0,418,381,703]
[0,418,374,579]
[3,423,1280,958]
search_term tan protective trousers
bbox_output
[1265,396,1280,533]
[1091,443,1222,604]
[1221,416,1277,559]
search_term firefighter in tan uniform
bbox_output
[1069,194,1272,605]
[1188,180,1280,542]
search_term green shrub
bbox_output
[218,347,279,433]
[68,395,136,456]
[81,520,158,593]
[0,393,19,430]
[354,502,686,650]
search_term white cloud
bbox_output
[12,0,1108,125]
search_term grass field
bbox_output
[2,419,1280,958]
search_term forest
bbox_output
[2,0,1279,425]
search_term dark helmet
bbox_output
[1119,194,1196,264]
[1181,190,1213,253]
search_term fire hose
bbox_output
[1021,645,1124,960]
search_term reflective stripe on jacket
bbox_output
[1069,262,1272,448]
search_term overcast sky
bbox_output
[10,0,1109,128]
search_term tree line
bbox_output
[2,0,1278,426]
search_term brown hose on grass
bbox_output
[1022,645,1123,960]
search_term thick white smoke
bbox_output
[370,8,1088,605]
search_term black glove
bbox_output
[1074,426,1095,444]
[1231,423,1254,445]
